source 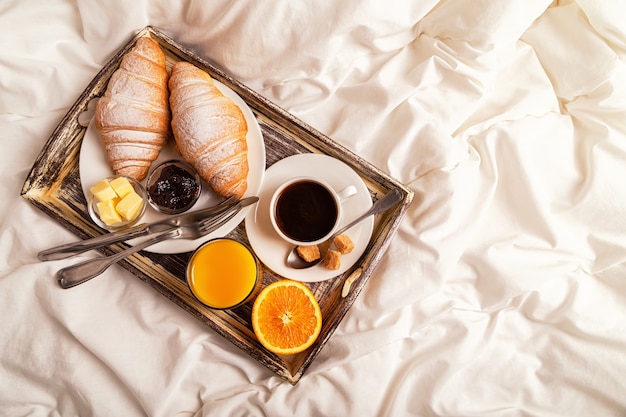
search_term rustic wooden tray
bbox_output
[21,26,413,384]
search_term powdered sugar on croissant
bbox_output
[168,62,249,198]
[95,37,170,181]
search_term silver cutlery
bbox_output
[38,196,239,261]
[285,189,403,269]
[56,196,258,289]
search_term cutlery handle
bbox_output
[57,230,175,289]
[333,189,403,237]
[38,224,150,261]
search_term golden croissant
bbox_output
[94,37,170,181]
[168,61,249,199]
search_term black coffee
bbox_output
[275,180,338,242]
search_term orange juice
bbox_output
[187,239,260,309]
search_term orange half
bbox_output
[251,280,322,355]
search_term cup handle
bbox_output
[337,185,358,201]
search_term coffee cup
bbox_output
[269,176,357,246]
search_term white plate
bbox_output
[245,154,373,282]
[79,80,265,254]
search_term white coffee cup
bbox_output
[269,176,357,246]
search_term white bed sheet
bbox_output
[1,0,626,415]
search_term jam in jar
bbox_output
[147,160,201,214]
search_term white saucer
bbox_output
[245,154,373,282]
[79,79,265,254]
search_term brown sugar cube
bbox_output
[296,245,320,262]
[333,234,354,254]
[323,249,341,270]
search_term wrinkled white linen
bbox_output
[2,0,626,415]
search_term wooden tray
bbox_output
[21,26,413,384]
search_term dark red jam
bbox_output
[148,164,200,212]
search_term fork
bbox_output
[57,197,256,289]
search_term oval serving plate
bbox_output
[79,79,265,254]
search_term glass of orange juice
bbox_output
[186,238,262,309]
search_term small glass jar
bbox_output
[146,159,202,215]
[88,175,147,231]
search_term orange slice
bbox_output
[251,280,322,355]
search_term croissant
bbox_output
[94,37,170,181]
[168,62,249,198]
